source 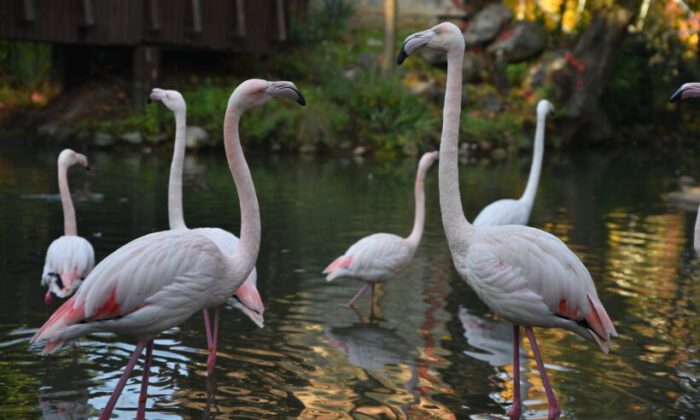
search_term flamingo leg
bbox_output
[136,339,155,420]
[98,339,147,420]
[524,327,561,420]
[203,308,213,349]
[207,306,220,375]
[346,282,370,307]
[508,325,521,420]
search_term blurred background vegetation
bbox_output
[1,0,700,159]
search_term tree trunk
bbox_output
[382,0,398,76]
[562,7,635,144]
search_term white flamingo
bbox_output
[670,82,700,253]
[31,79,305,419]
[41,149,95,306]
[149,88,265,375]
[323,151,438,306]
[474,99,554,226]
[398,22,617,420]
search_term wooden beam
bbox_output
[80,0,95,27]
[148,0,161,31]
[191,0,202,34]
[22,0,36,23]
[276,0,286,41]
[234,0,246,37]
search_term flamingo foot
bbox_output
[508,402,521,420]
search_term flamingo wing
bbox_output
[464,226,617,350]
[473,199,530,227]
[324,233,413,282]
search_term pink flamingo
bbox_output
[670,82,700,253]
[31,79,305,419]
[41,149,95,306]
[473,99,554,226]
[149,88,265,375]
[323,151,438,306]
[398,22,617,419]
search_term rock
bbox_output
[353,146,367,156]
[299,143,317,154]
[270,142,282,152]
[487,22,544,62]
[185,126,209,149]
[146,132,169,144]
[463,3,513,46]
[339,141,352,150]
[463,52,490,82]
[120,131,143,145]
[491,148,507,160]
[357,52,376,68]
[37,124,71,140]
[94,132,114,147]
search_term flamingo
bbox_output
[670,82,700,253]
[31,79,305,419]
[149,88,265,375]
[323,151,438,307]
[41,149,95,306]
[473,99,554,226]
[398,22,617,419]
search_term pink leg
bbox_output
[508,325,521,420]
[98,340,147,420]
[207,306,220,375]
[136,339,154,420]
[346,282,370,307]
[203,308,213,349]
[524,327,561,420]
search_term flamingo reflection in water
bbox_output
[325,318,420,416]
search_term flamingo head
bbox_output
[149,88,186,113]
[536,99,554,119]
[230,79,305,111]
[670,83,700,102]
[58,149,90,171]
[397,22,463,65]
[230,274,265,328]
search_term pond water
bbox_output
[0,142,699,419]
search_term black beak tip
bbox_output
[296,91,306,106]
[85,164,91,171]
[147,97,152,104]
[670,89,683,103]
[397,48,408,65]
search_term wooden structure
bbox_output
[0,0,308,104]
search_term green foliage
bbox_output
[0,40,52,89]
[289,0,356,42]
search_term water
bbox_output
[0,142,699,419]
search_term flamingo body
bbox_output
[32,229,231,354]
[473,199,529,227]
[324,233,414,283]
[42,235,94,299]
[459,225,616,351]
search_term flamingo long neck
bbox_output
[168,108,187,230]
[58,162,77,236]
[519,113,546,210]
[439,47,471,245]
[223,104,260,280]
[406,162,428,248]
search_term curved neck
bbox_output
[406,162,428,248]
[223,105,260,278]
[519,113,546,209]
[58,163,77,236]
[439,48,471,243]
[168,109,187,230]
